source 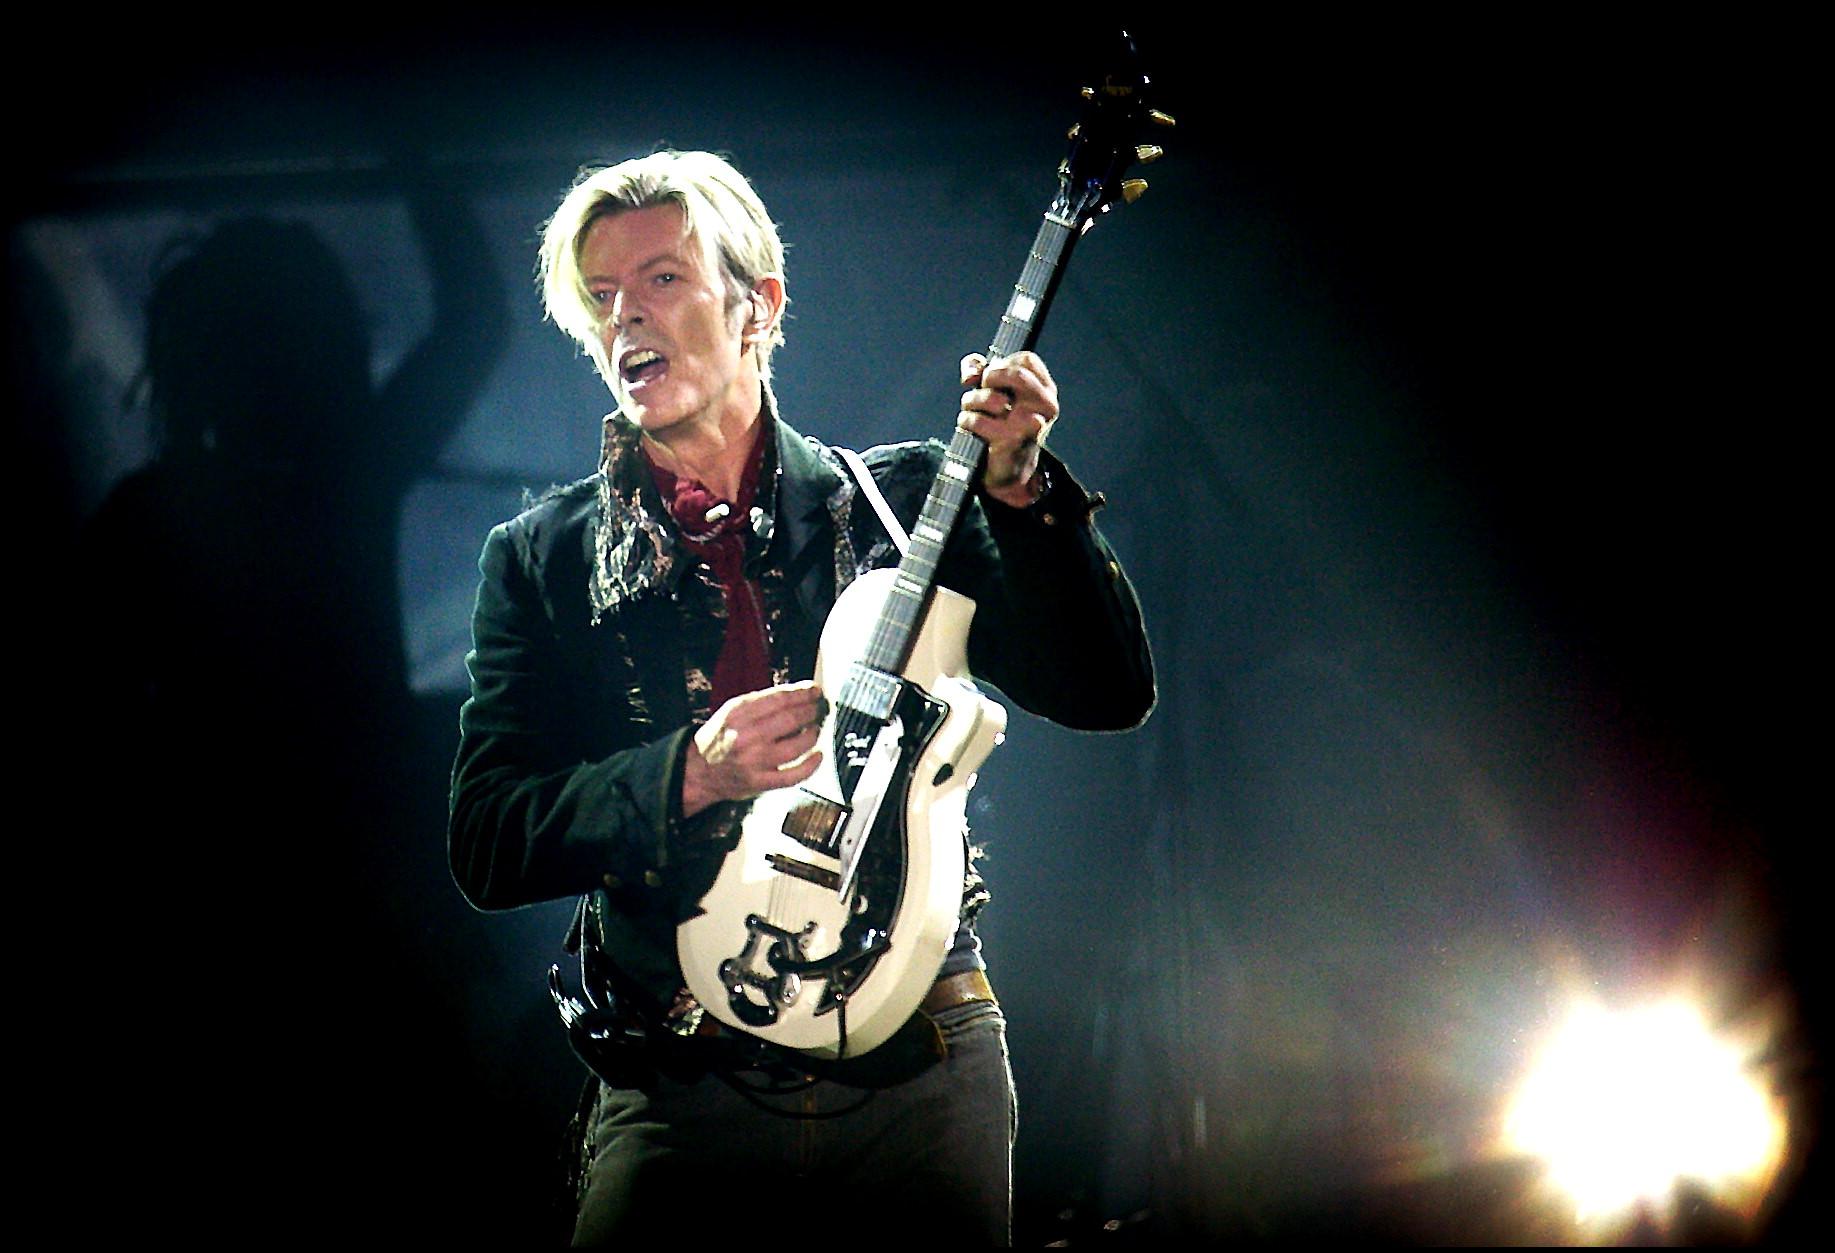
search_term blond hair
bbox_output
[538,150,787,383]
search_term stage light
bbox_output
[1502,997,1786,1229]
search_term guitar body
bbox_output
[677,569,1008,1057]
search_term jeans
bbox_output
[571,1001,1015,1245]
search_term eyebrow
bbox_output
[584,250,691,285]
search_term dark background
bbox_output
[11,14,1818,1243]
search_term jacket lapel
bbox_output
[772,421,849,631]
[588,413,683,624]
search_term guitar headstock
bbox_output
[1055,30,1174,233]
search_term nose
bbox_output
[609,289,643,330]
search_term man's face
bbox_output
[580,204,754,440]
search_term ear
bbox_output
[742,274,786,344]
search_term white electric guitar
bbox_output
[677,35,1170,1059]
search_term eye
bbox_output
[655,272,677,285]
[589,288,613,305]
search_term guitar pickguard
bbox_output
[700,675,950,1032]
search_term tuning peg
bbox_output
[1067,123,1081,140]
[1134,144,1164,164]
[1121,179,1148,204]
[1080,86,1095,100]
[1148,109,1177,127]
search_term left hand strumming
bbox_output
[959,351,1058,509]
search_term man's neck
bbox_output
[641,396,767,503]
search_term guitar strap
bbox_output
[834,447,910,557]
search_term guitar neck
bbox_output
[993,209,1082,359]
[845,26,1164,693]
[855,210,1083,681]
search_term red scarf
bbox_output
[646,426,771,710]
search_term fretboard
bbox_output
[851,208,1083,686]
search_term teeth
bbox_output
[623,350,662,371]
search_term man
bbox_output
[449,150,1153,1244]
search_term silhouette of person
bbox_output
[70,168,507,1228]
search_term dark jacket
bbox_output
[449,411,1153,1002]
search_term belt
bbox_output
[919,968,996,1017]
[578,969,999,1089]
[682,968,995,1037]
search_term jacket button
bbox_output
[602,873,623,890]
[643,869,665,888]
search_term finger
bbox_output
[760,693,829,740]
[961,386,1016,416]
[996,350,1055,391]
[985,351,1055,392]
[751,678,821,706]
[723,681,823,729]
[980,362,1057,421]
[731,678,819,704]
[694,720,741,768]
[958,409,1049,446]
[767,720,823,761]
[735,737,820,793]
[775,747,824,786]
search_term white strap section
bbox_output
[835,447,909,557]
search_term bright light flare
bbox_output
[1503,998,1786,1224]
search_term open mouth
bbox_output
[620,349,668,386]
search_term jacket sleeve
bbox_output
[941,449,1156,731]
[447,517,692,911]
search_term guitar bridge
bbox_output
[716,915,813,1028]
[766,852,842,892]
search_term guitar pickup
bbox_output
[766,852,842,892]
[841,665,899,721]
[781,797,848,854]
